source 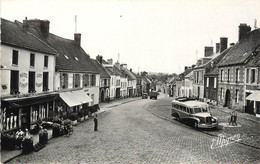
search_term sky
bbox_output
[1,0,260,74]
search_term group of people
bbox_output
[229,110,238,126]
[15,128,32,149]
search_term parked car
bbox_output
[142,93,148,99]
[171,97,218,128]
[150,91,158,99]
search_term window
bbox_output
[60,73,68,89]
[214,78,217,88]
[30,53,35,67]
[206,77,209,87]
[43,72,49,91]
[227,69,230,82]
[220,88,223,100]
[246,69,249,83]
[83,74,89,87]
[91,75,96,86]
[73,74,80,88]
[251,69,256,83]
[44,56,48,67]
[235,89,239,103]
[10,70,19,94]
[235,68,240,83]
[258,68,260,84]
[12,50,18,65]
[28,71,35,92]
[220,70,223,82]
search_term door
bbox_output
[21,107,31,131]
[101,90,105,102]
[224,89,231,108]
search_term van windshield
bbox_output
[193,107,208,113]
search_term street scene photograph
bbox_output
[1,0,260,163]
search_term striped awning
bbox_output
[59,92,82,107]
[71,90,93,104]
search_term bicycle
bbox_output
[64,124,73,137]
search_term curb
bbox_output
[214,106,260,124]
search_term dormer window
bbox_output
[64,55,69,59]
[12,50,18,65]
[74,57,79,61]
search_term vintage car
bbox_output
[142,93,148,99]
[171,97,218,128]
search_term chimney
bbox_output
[196,59,202,66]
[107,59,113,65]
[220,37,228,53]
[96,55,103,64]
[230,43,235,47]
[74,33,81,46]
[40,20,50,37]
[120,64,127,69]
[204,46,214,57]
[23,18,50,37]
[192,64,196,68]
[130,68,132,72]
[23,17,28,28]
[239,23,251,41]
[184,66,188,70]
[216,43,220,53]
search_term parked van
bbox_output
[150,91,158,99]
[171,97,218,128]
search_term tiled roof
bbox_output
[205,47,232,76]
[91,59,110,78]
[18,19,99,74]
[219,28,260,67]
[120,68,136,81]
[47,34,99,73]
[1,18,57,55]
[113,66,125,77]
[245,50,260,67]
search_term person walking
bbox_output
[94,115,98,131]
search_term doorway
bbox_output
[224,89,231,108]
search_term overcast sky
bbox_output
[1,0,260,74]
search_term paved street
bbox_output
[8,95,260,163]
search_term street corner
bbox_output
[219,123,242,128]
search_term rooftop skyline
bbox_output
[2,0,260,74]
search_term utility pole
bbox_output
[75,15,77,33]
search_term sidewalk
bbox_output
[1,129,53,163]
[1,97,141,163]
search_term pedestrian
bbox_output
[94,115,98,131]
[232,110,238,126]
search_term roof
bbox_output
[172,99,208,108]
[205,47,232,76]
[219,28,260,67]
[245,48,260,67]
[16,19,99,74]
[120,67,136,81]
[91,59,110,78]
[1,18,57,55]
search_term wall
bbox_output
[1,45,55,96]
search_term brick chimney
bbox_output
[130,68,132,72]
[220,37,228,53]
[96,55,103,64]
[74,33,81,46]
[184,66,188,71]
[216,43,220,53]
[239,24,251,41]
[120,64,127,69]
[23,18,50,37]
[204,46,214,57]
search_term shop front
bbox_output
[1,93,58,132]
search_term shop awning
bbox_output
[246,91,260,102]
[2,93,59,109]
[71,90,93,104]
[59,92,82,107]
